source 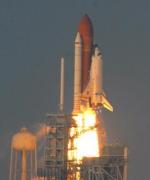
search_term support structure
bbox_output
[37,114,72,180]
[37,114,128,180]
[81,145,128,180]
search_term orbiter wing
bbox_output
[81,83,113,112]
[100,93,113,112]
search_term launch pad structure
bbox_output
[37,113,128,180]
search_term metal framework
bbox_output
[81,156,127,180]
[37,114,70,180]
[37,114,128,180]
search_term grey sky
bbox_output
[0,0,150,179]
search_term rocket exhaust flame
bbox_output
[74,108,99,159]
[68,108,106,162]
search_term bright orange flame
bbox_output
[68,108,100,161]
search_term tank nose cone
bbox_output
[78,14,94,37]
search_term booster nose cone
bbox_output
[75,32,82,43]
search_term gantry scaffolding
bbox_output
[37,113,76,180]
[67,145,128,180]
[80,145,128,180]
[37,114,128,180]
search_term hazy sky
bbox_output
[0,0,150,179]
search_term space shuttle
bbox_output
[73,15,113,113]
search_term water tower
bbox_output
[9,127,37,180]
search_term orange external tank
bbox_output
[78,14,94,91]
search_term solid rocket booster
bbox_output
[73,33,82,112]
[78,15,93,91]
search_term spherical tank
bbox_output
[78,15,94,91]
[12,127,36,151]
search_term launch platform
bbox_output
[37,114,128,180]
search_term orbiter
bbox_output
[73,15,113,113]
